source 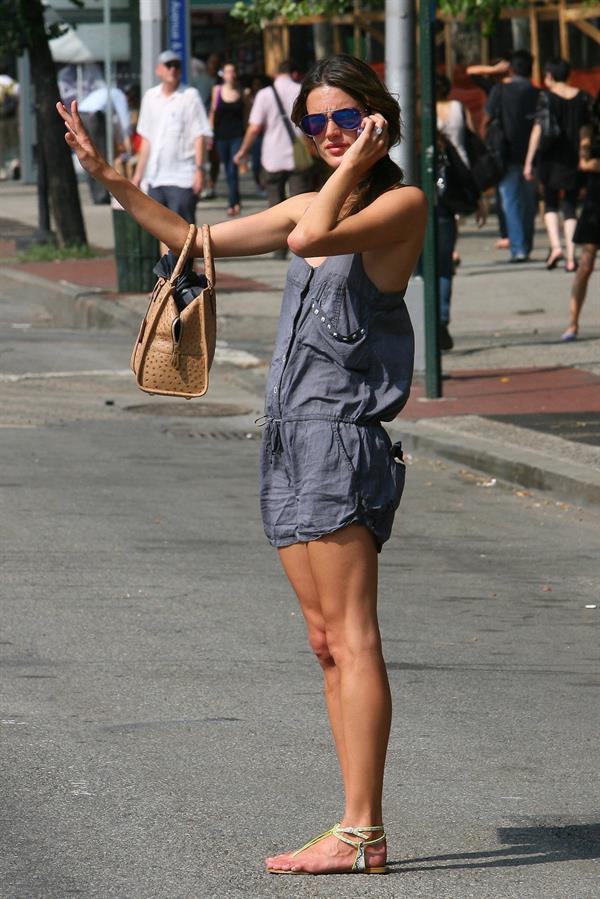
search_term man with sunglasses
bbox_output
[132,50,211,225]
[234,59,314,258]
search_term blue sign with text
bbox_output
[167,0,189,83]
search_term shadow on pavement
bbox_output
[388,821,600,873]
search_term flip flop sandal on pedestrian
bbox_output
[266,823,388,875]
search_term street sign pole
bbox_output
[419,0,442,398]
[385,0,416,184]
[103,0,113,166]
[167,0,190,85]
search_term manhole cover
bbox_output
[125,402,253,418]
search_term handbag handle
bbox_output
[202,224,215,289]
[170,223,198,283]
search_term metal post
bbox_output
[140,0,162,95]
[17,52,35,184]
[385,0,416,184]
[419,0,441,398]
[103,0,114,166]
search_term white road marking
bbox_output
[0,369,131,383]
[0,344,262,382]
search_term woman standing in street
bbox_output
[562,90,600,340]
[524,58,592,272]
[209,62,249,216]
[57,54,427,876]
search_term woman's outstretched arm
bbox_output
[56,100,307,258]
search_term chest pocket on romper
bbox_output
[300,283,370,372]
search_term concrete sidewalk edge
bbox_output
[0,266,143,331]
[389,419,600,509]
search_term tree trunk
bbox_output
[27,0,87,247]
[313,22,334,60]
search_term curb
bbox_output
[389,419,600,509]
[0,266,144,331]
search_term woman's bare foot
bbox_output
[265,828,387,875]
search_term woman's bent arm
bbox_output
[287,117,427,258]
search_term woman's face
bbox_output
[305,85,365,166]
[223,64,236,85]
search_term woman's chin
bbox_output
[323,146,348,165]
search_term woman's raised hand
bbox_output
[341,113,389,174]
[56,100,106,178]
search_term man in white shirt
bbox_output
[133,50,211,224]
[234,60,314,257]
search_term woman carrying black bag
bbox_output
[524,58,592,272]
[436,75,485,350]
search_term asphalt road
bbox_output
[1,291,599,898]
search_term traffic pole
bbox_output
[418,0,442,398]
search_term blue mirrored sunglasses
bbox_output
[300,107,363,137]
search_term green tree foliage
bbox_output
[231,0,526,33]
[0,0,83,55]
[0,0,87,247]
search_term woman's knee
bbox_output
[307,626,335,669]
[325,621,383,669]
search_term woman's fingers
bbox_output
[359,115,388,141]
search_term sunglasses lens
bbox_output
[300,114,327,136]
[332,108,362,130]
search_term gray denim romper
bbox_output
[260,251,414,552]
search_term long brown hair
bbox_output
[291,54,404,216]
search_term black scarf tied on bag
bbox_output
[153,252,208,311]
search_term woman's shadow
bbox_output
[388,820,600,872]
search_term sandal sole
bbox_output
[267,866,388,875]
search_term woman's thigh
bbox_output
[278,543,325,635]
[306,524,379,641]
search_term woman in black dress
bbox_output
[209,63,249,216]
[562,91,600,340]
[524,58,592,272]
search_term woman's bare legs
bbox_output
[563,217,577,270]
[544,211,563,266]
[266,524,390,874]
[564,243,597,337]
[277,542,349,787]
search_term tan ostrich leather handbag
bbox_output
[130,223,216,398]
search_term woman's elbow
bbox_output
[287,226,318,257]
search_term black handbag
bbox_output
[436,136,480,216]
[537,91,561,153]
[463,111,504,191]
[484,85,509,180]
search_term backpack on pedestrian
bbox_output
[484,85,510,179]
[461,107,504,191]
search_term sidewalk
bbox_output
[1,178,599,506]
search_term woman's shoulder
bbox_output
[379,183,428,214]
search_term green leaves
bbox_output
[230,0,354,33]
[0,0,84,56]
[229,0,526,36]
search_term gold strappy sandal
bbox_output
[267,823,388,875]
